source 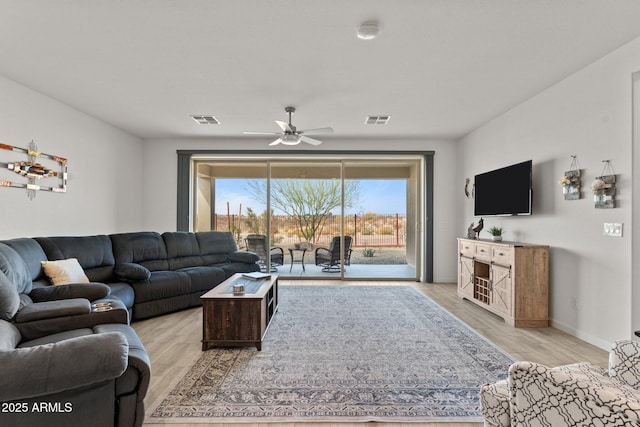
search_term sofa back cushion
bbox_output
[162,232,204,270]
[0,238,47,287]
[110,232,169,271]
[0,319,20,350]
[196,231,238,265]
[0,242,35,320]
[35,235,116,283]
[0,269,19,321]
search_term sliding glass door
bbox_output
[191,154,423,280]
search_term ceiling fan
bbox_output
[244,106,333,146]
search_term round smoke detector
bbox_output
[357,21,380,40]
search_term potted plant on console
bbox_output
[487,226,504,241]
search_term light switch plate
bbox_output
[604,222,623,237]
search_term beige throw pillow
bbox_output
[41,258,90,285]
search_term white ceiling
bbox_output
[2,0,640,141]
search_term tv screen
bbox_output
[474,160,532,216]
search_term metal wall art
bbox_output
[558,155,581,200]
[592,160,616,209]
[0,140,67,200]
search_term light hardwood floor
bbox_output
[135,280,608,427]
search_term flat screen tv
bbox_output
[474,160,532,216]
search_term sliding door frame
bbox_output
[177,150,434,282]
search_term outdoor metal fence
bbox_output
[214,213,406,248]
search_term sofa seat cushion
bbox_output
[130,270,191,303]
[177,266,225,293]
[480,378,510,427]
[15,299,91,323]
[108,282,135,309]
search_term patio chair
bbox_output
[245,234,283,272]
[315,235,352,272]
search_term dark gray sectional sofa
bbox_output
[25,230,260,321]
[0,230,260,427]
[109,231,260,320]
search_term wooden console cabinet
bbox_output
[457,238,549,327]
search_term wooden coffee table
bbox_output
[201,273,278,351]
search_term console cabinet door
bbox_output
[490,264,512,316]
[458,256,474,299]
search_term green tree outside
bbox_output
[246,179,360,243]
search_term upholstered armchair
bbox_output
[480,340,640,426]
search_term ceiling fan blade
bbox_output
[268,137,283,146]
[275,120,293,133]
[243,131,281,135]
[300,135,322,146]
[299,127,333,135]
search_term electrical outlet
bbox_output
[603,222,623,237]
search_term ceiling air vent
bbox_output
[365,115,391,125]
[191,115,220,125]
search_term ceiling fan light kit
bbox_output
[244,106,333,147]
[357,21,380,40]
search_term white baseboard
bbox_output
[550,318,611,351]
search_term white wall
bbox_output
[458,36,640,349]
[141,137,459,283]
[0,75,144,238]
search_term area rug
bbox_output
[147,285,514,423]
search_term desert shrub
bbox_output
[362,248,376,257]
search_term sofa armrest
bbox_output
[509,361,640,425]
[29,282,111,302]
[609,340,640,389]
[228,251,260,263]
[0,331,128,401]
[15,299,91,323]
[114,262,151,282]
[93,324,151,398]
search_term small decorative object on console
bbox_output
[465,218,484,240]
[487,226,504,241]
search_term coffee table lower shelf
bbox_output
[201,274,278,351]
